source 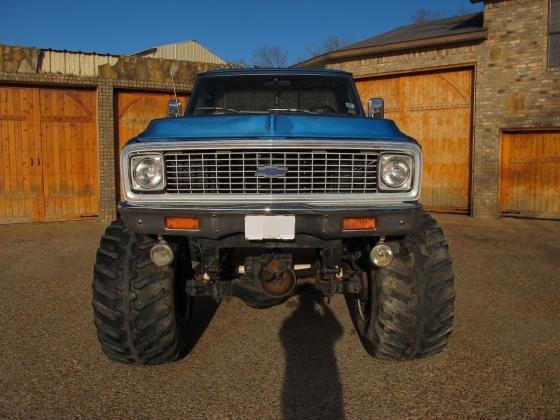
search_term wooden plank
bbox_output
[0,88,7,219]
[355,68,473,213]
[501,131,560,219]
[80,90,99,218]
[13,89,24,218]
[30,87,45,222]
[7,89,18,218]
[19,88,31,219]
[0,114,27,121]
[3,88,21,221]
[43,88,55,220]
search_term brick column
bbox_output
[97,79,117,222]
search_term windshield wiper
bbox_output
[267,108,318,114]
[195,106,239,114]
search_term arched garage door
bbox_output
[355,68,473,213]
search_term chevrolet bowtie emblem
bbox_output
[255,166,288,178]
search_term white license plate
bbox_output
[244,215,295,240]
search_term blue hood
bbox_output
[134,114,413,143]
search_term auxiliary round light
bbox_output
[150,243,174,267]
[381,157,410,188]
[370,243,394,268]
[133,157,163,189]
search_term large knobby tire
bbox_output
[346,213,455,360]
[92,219,191,364]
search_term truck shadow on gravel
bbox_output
[279,291,345,419]
[183,296,221,355]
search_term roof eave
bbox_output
[294,29,488,68]
[199,68,354,78]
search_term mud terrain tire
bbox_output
[346,213,455,360]
[92,219,190,364]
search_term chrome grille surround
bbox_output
[164,150,379,195]
[121,140,422,205]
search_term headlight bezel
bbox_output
[379,153,414,191]
[130,153,165,192]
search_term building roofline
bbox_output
[198,68,354,78]
[131,39,228,64]
[294,29,487,68]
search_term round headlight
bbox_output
[133,157,163,189]
[381,157,411,188]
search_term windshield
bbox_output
[189,75,362,117]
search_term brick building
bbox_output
[0,44,230,224]
[298,0,560,219]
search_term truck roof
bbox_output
[198,68,354,78]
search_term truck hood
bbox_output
[134,114,413,143]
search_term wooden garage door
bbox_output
[501,131,560,219]
[116,91,189,151]
[355,68,473,213]
[0,85,98,223]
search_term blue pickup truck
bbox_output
[93,68,455,364]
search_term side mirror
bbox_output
[368,98,384,119]
[168,99,182,118]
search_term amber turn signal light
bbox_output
[342,217,377,231]
[165,216,200,230]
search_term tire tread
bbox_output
[347,213,455,360]
[92,219,185,365]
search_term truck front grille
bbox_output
[164,149,379,195]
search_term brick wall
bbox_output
[325,44,479,77]
[0,47,230,222]
[473,0,560,217]
[325,0,560,218]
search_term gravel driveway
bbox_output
[1,214,559,418]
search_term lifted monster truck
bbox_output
[93,69,455,364]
